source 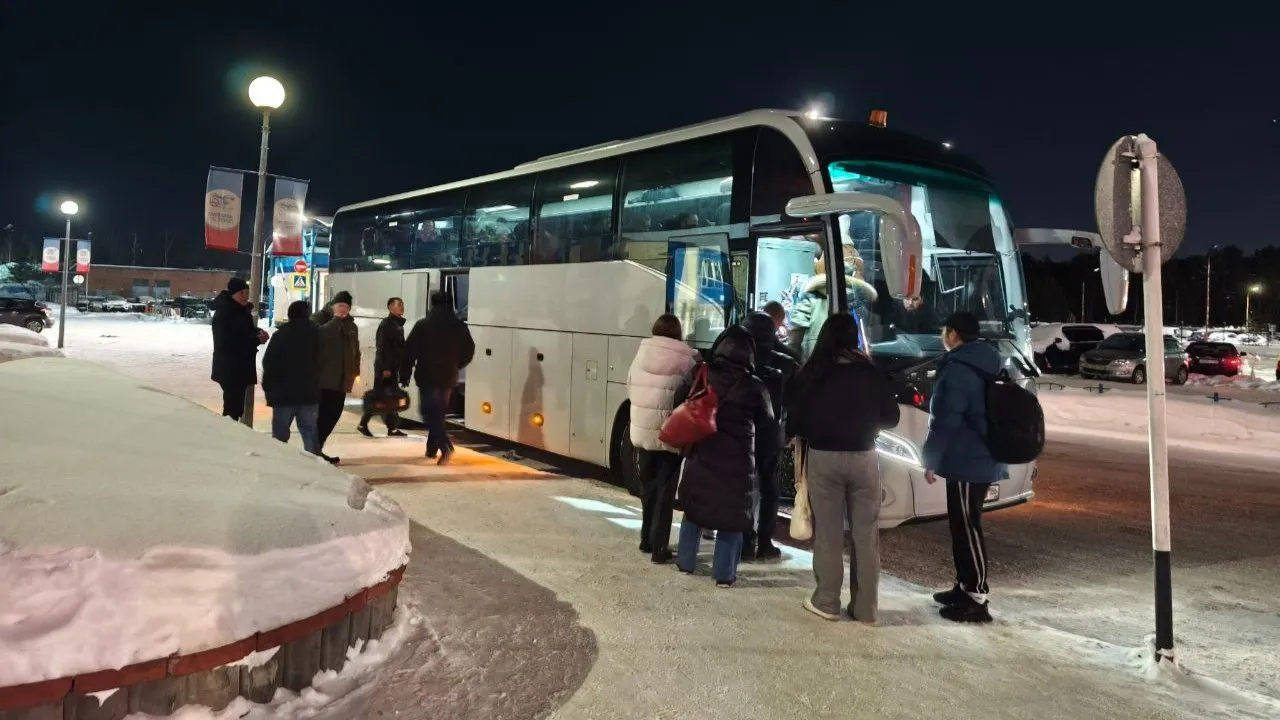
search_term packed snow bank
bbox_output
[1186,373,1280,392]
[1040,384,1280,461]
[0,358,410,687]
[0,324,63,363]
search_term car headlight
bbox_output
[875,431,923,468]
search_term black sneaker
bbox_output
[356,425,373,438]
[387,429,408,438]
[650,548,674,565]
[939,597,993,624]
[932,586,967,607]
[322,454,340,465]
[639,542,653,554]
[756,544,783,563]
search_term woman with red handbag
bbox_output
[626,314,699,564]
[672,326,773,587]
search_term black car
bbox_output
[0,296,53,333]
[1185,341,1243,376]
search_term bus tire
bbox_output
[609,403,642,498]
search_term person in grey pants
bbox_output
[786,315,901,623]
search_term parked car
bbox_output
[1185,342,1243,377]
[1031,323,1121,373]
[102,295,132,312]
[76,294,106,312]
[1078,332,1188,385]
[0,296,53,333]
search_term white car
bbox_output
[102,295,132,312]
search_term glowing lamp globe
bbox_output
[60,200,79,216]
[248,76,286,110]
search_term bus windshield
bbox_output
[825,161,1028,372]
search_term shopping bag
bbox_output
[790,438,813,541]
[658,364,718,448]
[363,385,411,414]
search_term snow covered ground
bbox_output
[0,356,410,687]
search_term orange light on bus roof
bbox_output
[869,110,888,127]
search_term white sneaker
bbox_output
[803,597,840,622]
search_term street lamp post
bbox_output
[242,76,286,428]
[57,200,79,349]
[1245,284,1263,330]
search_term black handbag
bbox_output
[362,385,411,414]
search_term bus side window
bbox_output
[532,158,619,264]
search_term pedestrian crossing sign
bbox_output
[290,273,309,291]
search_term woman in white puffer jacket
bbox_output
[628,313,700,564]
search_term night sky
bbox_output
[2,5,1275,267]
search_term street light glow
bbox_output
[1248,284,1263,294]
[60,200,79,216]
[248,76,286,110]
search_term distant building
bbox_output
[82,264,236,300]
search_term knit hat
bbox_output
[227,277,249,294]
[332,290,353,306]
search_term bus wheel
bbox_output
[610,407,642,497]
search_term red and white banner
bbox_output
[76,241,91,274]
[204,168,244,252]
[41,238,60,272]
[270,177,308,256]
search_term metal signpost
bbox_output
[1094,134,1187,662]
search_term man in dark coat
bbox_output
[312,290,361,464]
[210,277,267,421]
[262,300,321,454]
[358,297,408,438]
[675,326,773,587]
[401,290,475,465]
[742,312,798,561]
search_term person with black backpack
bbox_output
[923,311,1007,624]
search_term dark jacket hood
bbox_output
[713,326,755,370]
[743,313,776,348]
[942,339,1003,376]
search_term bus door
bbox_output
[750,227,824,343]
[665,232,731,347]
[440,269,469,415]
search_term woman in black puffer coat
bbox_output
[676,326,774,587]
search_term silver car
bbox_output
[1078,332,1188,385]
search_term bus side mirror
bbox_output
[785,191,923,300]
[1100,250,1129,315]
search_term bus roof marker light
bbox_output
[869,110,888,127]
[942,141,954,150]
[804,105,822,121]
[569,180,599,189]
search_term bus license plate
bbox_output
[985,485,1000,502]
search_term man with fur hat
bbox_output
[210,277,268,421]
[312,290,361,464]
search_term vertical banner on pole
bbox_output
[41,238,61,272]
[204,168,244,252]
[76,240,92,274]
[271,178,308,256]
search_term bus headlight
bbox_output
[875,431,922,468]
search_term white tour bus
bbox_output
[328,109,1039,526]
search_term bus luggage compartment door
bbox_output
[509,329,572,456]
[569,333,609,465]
[465,325,512,437]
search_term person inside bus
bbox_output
[787,313,900,623]
[762,301,801,362]
[626,313,700,564]
[789,245,877,359]
[675,326,773,587]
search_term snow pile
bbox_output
[1039,384,1280,461]
[0,358,410,687]
[0,324,63,363]
[1186,373,1280,392]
